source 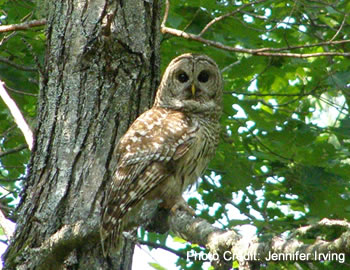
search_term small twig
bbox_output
[233,118,292,161]
[0,209,15,240]
[0,189,20,201]
[21,38,44,77]
[319,95,349,115]
[330,14,348,42]
[221,60,240,73]
[0,56,37,72]
[0,81,33,150]
[331,100,348,128]
[5,85,38,97]
[0,19,46,33]
[199,0,267,36]
[0,32,17,47]
[0,165,25,169]
[228,201,256,221]
[0,125,16,138]
[256,39,350,52]
[225,60,272,94]
[240,10,328,29]
[256,97,301,108]
[225,91,313,97]
[138,239,188,260]
[161,0,170,29]
[0,145,27,158]
[183,8,201,33]
[0,177,25,182]
[0,192,12,200]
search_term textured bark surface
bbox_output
[4,0,161,269]
[170,211,350,270]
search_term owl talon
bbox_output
[171,198,196,216]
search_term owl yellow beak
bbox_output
[191,84,196,96]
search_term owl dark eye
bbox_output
[198,70,210,83]
[177,72,189,83]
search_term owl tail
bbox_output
[100,222,124,257]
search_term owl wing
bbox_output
[100,107,198,255]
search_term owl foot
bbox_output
[170,197,196,216]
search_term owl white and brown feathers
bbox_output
[100,53,223,256]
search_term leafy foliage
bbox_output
[0,0,349,269]
[0,1,43,219]
[159,0,350,269]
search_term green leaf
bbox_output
[148,262,168,270]
[172,236,187,244]
[232,260,240,269]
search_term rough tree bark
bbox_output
[4,1,161,269]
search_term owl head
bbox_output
[154,53,222,117]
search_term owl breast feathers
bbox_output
[100,53,222,256]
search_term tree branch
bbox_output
[5,85,38,97]
[330,14,348,42]
[161,26,350,58]
[161,0,170,29]
[0,19,46,33]
[8,208,350,270]
[226,91,313,97]
[0,145,27,158]
[170,210,350,269]
[5,220,99,269]
[0,56,37,72]
[0,81,33,150]
[161,0,350,58]
[137,239,188,260]
[199,0,267,36]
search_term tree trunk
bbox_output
[4,1,161,269]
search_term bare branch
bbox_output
[199,0,267,36]
[161,26,350,58]
[0,56,37,72]
[225,91,312,97]
[0,145,27,158]
[0,19,46,33]
[232,118,292,161]
[221,60,240,73]
[295,218,350,235]
[0,125,16,138]
[0,177,25,182]
[0,32,17,47]
[161,0,170,29]
[0,81,33,150]
[137,239,188,260]
[5,85,38,97]
[170,208,239,247]
[161,1,350,58]
[330,14,348,42]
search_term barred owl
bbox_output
[100,53,222,256]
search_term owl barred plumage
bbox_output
[100,53,223,256]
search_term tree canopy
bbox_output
[0,0,349,269]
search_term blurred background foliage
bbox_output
[0,0,43,220]
[0,0,349,269]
